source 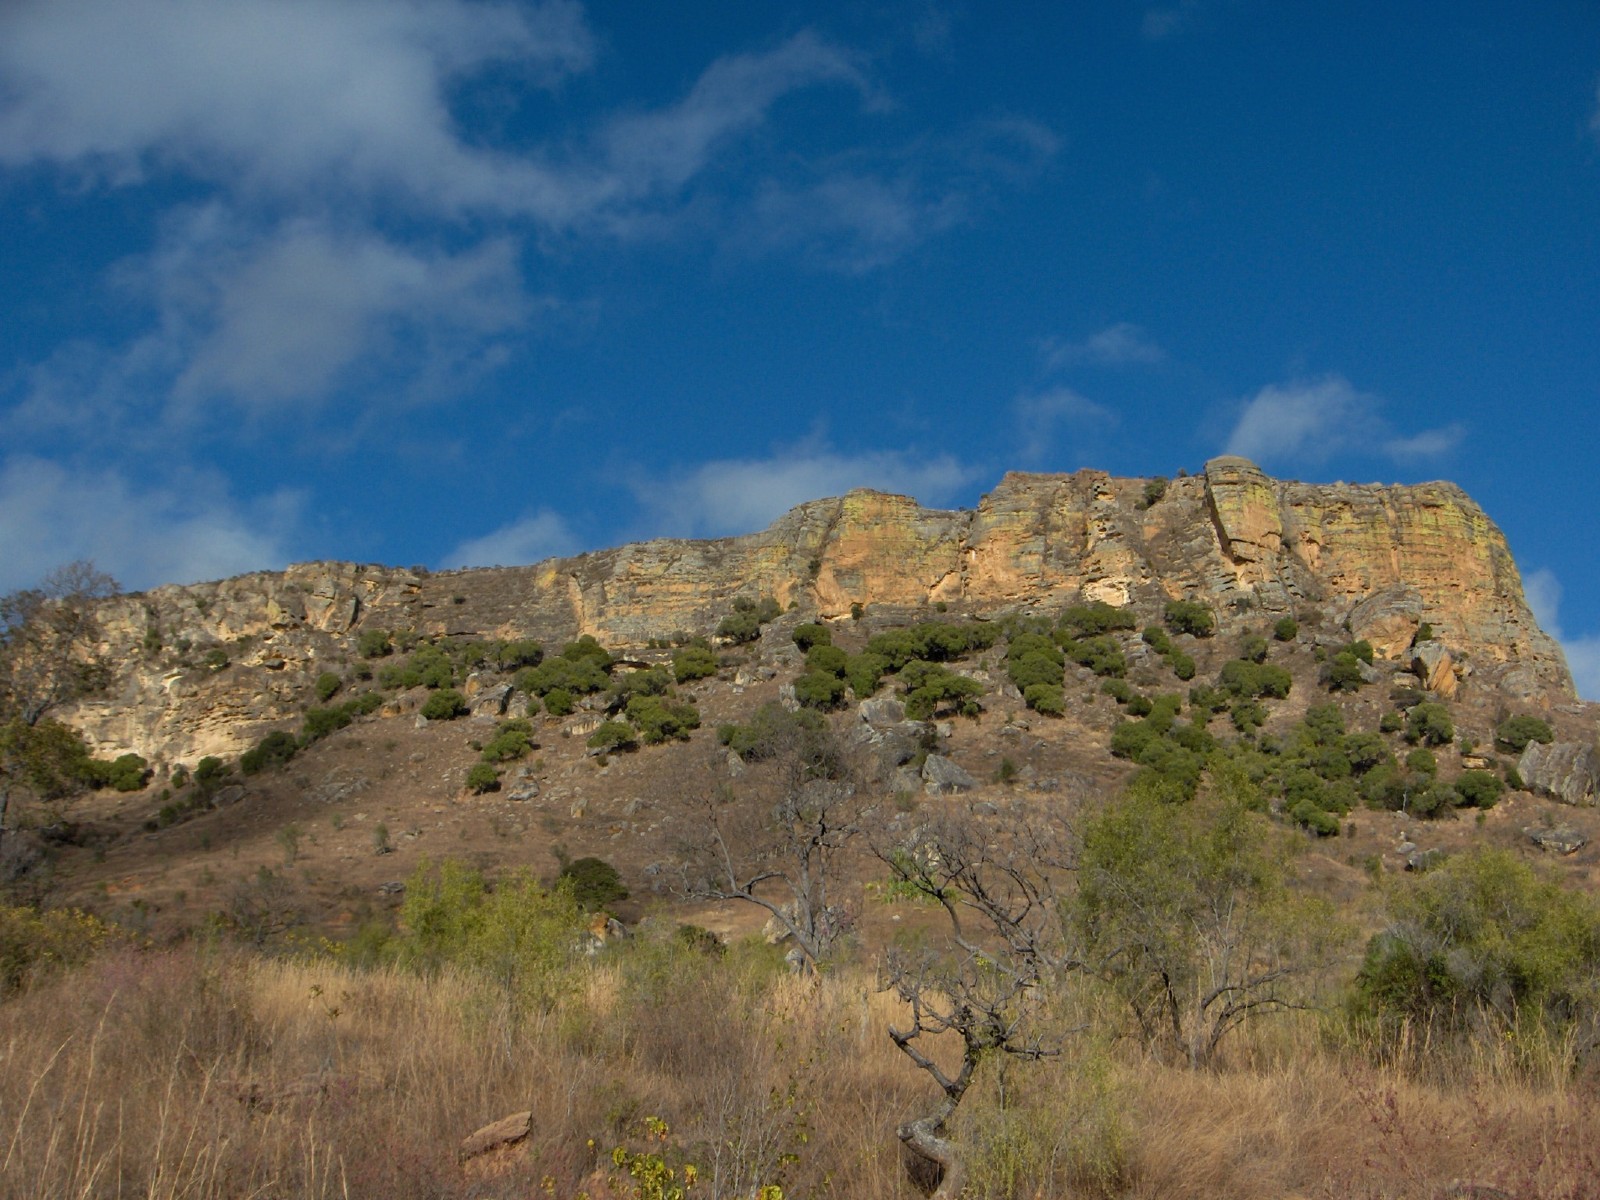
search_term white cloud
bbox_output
[440,509,578,569]
[1041,323,1165,369]
[0,455,295,593]
[1522,568,1600,701]
[0,0,598,220]
[154,213,530,411]
[1013,386,1115,463]
[1223,375,1462,469]
[632,445,980,538]
[744,173,967,271]
[601,32,867,198]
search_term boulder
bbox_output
[1524,825,1586,855]
[468,684,512,722]
[921,754,977,795]
[1409,641,1458,698]
[859,696,907,727]
[458,1110,532,1162]
[1517,741,1599,806]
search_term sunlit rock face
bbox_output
[61,458,1572,762]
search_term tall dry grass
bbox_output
[0,939,1596,1198]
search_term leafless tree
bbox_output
[679,706,871,971]
[876,800,1081,1199]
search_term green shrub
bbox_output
[1140,476,1168,508]
[465,762,500,793]
[1167,651,1196,681]
[1061,634,1127,678]
[241,731,298,775]
[493,639,544,669]
[587,720,638,753]
[1453,769,1505,809]
[1141,626,1173,654]
[844,651,889,699]
[543,688,574,717]
[1495,715,1554,754]
[314,671,341,702]
[794,670,848,710]
[1379,710,1405,734]
[900,661,985,719]
[1102,678,1133,704]
[1219,659,1292,700]
[1355,849,1600,1037]
[1238,633,1269,664]
[302,704,353,742]
[1059,601,1137,638]
[480,720,534,763]
[611,665,673,701]
[671,644,718,683]
[1272,616,1299,642]
[1405,746,1438,777]
[202,647,230,671]
[792,623,832,651]
[420,689,467,721]
[1163,599,1215,638]
[1324,652,1367,693]
[358,628,392,658]
[558,856,629,911]
[805,643,850,677]
[1290,799,1341,837]
[625,695,700,742]
[1406,702,1455,746]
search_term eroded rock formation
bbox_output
[60,457,1574,762]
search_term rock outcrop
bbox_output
[59,458,1576,763]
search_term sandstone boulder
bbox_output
[922,754,977,795]
[1517,741,1599,806]
[1524,825,1587,855]
[458,1109,532,1161]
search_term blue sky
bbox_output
[3,1,1600,695]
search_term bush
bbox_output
[202,647,230,671]
[1379,710,1405,734]
[900,661,985,719]
[420,689,467,721]
[587,720,638,753]
[1140,476,1168,508]
[1406,702,1455,746]
[844,651,888,699]
[792,623,832,651]
[1272,616,1299,641]
[1167,651,1196,681]
[543,687,574,717]
[465,762,500,793]
[558,856,629,911]
[241,730,298,775]
[479,720,534,763]
[314,671,341,702]
[1355,849,1600,1037]
[672,644,719,683]
[1495,715,1554,754]
[626,695,701,742]
[1163,599,1215,638]
[1290,799,1341,837]
[805,643,850,677]
[1061,634,1127,678]
[302,704,353,742]
[1219,659,1292,700]
[794,670,848,710]
[91,752,151,792]
[1238,634,1269,664]
[1059,601,1137,638]
[358,628,392,658]
[1324,652,1367,693]
[1141,626,1173,654]
[1453,769,1505,809]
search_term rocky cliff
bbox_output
[61,457,1573,763]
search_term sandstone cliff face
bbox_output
[61,458,1574,763]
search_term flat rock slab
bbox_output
[459,1110,532,1161]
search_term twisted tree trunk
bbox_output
[898,1112,966,1200]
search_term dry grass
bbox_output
[1,943,1596,1199]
